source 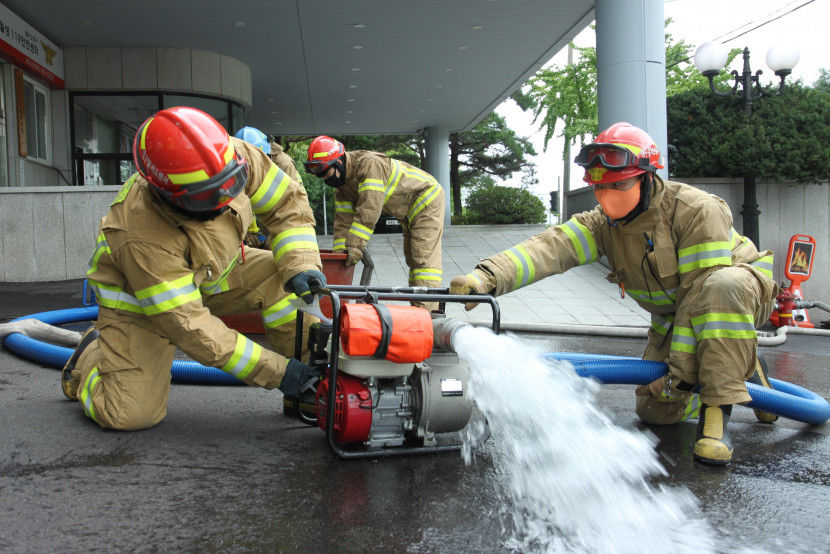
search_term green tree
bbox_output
[667,82,830,184]
[449,112,536,221]
[465,181,546,224]
[517,20,739,153]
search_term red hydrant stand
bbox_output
[770,234,816,328]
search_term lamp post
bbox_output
[693,41,800,248]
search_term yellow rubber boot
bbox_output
[748,356,778,424]
[693,404,733,465]
[61,327,99,400]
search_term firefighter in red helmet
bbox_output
[61,106,325,430]
[451,122,779,465]
[305,135,445,310]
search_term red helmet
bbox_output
[304,135,345,175]
[133,106,248,213]
[576,122,664,185]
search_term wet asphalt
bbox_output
[0,281,827,553]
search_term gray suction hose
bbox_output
[432,317,473,352]
[469,320,796,346]
[0,319,82,346]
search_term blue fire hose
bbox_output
[2,307,829,425]
[2,307,242,386]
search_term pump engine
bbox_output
[299,287,498,458]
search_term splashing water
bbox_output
[453,326,716,553]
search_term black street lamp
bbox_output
[693,41,800,248]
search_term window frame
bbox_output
[22,75,52,166]
[69,91,242,186]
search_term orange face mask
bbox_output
[593,180,641,220]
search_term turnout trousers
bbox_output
[636,265,776,424]
[69,248,312,430]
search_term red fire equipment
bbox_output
[770,235,816,328]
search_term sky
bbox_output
[496,0,828,213]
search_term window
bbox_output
[23,77,50,163]
[71,92,243,186]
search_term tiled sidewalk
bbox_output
[320,224,650,327]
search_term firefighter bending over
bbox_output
[61,107,325,430]
[305,136,445,311]
[450,122,779,466]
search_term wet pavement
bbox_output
[1,278,828,553]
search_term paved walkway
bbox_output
[320,224,650,328]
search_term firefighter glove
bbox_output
[635,373,694,402]
[286,269,327,304]
[279,358,320,398]
[449,269,493,311]
[346,246,363,267]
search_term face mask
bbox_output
[593,180,641,220]
[323,167,345,188]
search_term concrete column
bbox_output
[424,125,451,227]
[595,0,668,178]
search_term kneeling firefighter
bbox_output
[62,106,325,430]
[450,122,779,465]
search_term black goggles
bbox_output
[575,143,641,171]
[172,156,248,212]
[303,159,330,175]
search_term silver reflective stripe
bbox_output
[562,219,595,263]
[271,231,318,254]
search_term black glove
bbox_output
[286,270,327,304]
[278,358,320,398]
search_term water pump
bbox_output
[299,286,499,458]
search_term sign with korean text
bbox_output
[0,3,64,89]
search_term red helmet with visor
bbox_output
[576,122,664,185]
[304,135,345,175]
[133,106,248,213]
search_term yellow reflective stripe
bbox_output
[683,395,701,420]
[358,178,385,193]
[135,274,201,315]
[79,367,101,422]
[691,312,756,340]
[313,151,333,158]
[271,227,319,262]
[626,288,677,306]
[670,326,697,354]
[140,117,154,149]
[112,174,138,205]
[251,165,292,214]
[651,314,674,335]
[349,222,373,241]
[87,232,112,275]
[262,294,298,328]
[729,228,748,248]
[224,142,234,164]
[384,160,404,203]
[332,238,346,251]
[504,245,535,290]
[410,267,443,282]
[90,281,144,314]
[677,241,732,273]
[167,169,210,185]
[200,253,241,295]
[750,255,774,279]
[221,333,262,380]
[408,184,440,220]
[335,201,354,213]
[558,217,598,265]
